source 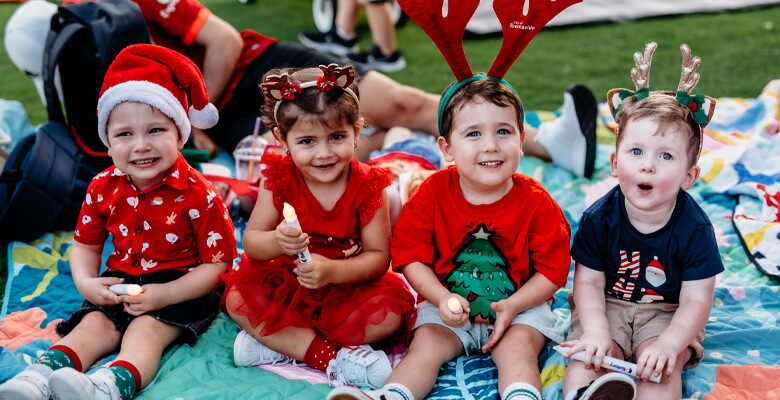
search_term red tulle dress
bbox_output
[221,154,416,347]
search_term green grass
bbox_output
[0,0,779,299]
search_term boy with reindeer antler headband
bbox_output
[559,43,724,400]
[329,1,583,400]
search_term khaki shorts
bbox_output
[568,294,705,368]
[414,300,564,356]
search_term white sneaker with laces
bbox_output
[233,330,294,367]
[0,366,50,400]
[48,367,120,400]
[326,344,391,390]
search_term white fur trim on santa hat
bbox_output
[97,80,192,146]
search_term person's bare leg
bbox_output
[522,127,551,161]
[335,0,360,36]
[116,316,182,388]
[359,71,438,137]
[358,72,550,159]
[365,2,396,55]
[54,312,123,371]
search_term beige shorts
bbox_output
[568,293,705,369]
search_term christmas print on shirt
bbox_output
[609,251,669,303]
[444,223,515,323]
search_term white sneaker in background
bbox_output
[233,329,294,367]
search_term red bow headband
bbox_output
[260,64,358,124]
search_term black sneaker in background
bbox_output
[298,30,359,56]
[346,44,406,73]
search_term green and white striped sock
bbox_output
[502,382,541,400]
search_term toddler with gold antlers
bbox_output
[558,43,724,400]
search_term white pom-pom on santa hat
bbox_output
[97,44,219,147]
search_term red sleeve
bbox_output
[134,0,211,48]
[260,152,289,213]
[390,174,438,271]
[357,164,392,228]
[190,176,239,264]
[74,176,109,246]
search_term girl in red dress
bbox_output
[220,64,416,390]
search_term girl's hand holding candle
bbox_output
[282,202,312,264]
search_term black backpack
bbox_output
[42,0,150,161]
[0,121,101,243]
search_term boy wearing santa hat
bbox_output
[0,44,237,400]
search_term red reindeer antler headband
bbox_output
[397,0,582,135]
[260,64,358,125]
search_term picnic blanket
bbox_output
[2,80,780,399]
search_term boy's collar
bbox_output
[124,153,190,192]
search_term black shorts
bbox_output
[56,269,222,346]
[208,41,369,153]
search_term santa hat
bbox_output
[646,257,665,274]
[97,44,218,146]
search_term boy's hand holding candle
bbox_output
[446,296,471,330]
[109,284,143,296]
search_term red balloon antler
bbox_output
[397,0,479,81]
[489,0,582,78]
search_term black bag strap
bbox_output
[41,0,150,123]
[42,22,82,123]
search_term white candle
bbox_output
[446,296,471,330]
[553,345,661,383]
[282,202,312,264]
[447,297,463,313]
[109,284,143,296]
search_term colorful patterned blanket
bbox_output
[2,81,779,399]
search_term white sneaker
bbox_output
[326,345,391,390]
[327,386,384,400]
[233,330,294,367]
[573,372,636,400]
[48,367,120,400]
[0,367,50,400]
[535,84,597,178]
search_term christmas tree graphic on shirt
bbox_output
[443,223,516,323]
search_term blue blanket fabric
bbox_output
[2,80,780,399]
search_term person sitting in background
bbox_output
[5,0,599,178]
[298,0,406,73]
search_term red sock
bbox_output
[303,336,340,372]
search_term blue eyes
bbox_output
[630,148,674,160]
